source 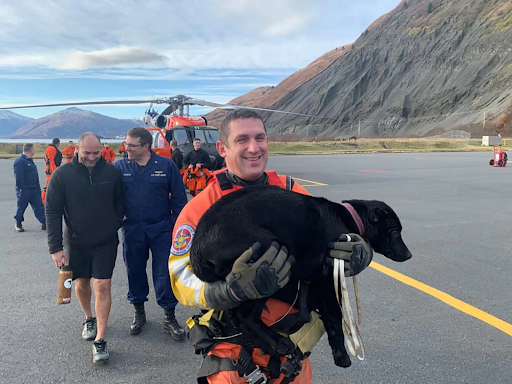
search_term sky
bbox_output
[0,0,400,119]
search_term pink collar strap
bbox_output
[341,203,365,237]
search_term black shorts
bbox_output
[66,241,119,280]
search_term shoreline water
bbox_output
[0,138,124,143]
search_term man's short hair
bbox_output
[170,139,178,147]
[68,140,73,144]
[127,127,152,149]
[193,138,201,143]
[23,143,34,152]
[219,109,266,144]
[52,138,60,145]
[78,132,101,146]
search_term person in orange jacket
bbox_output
[168,109,373,383]
[192,163,210,195]
[61,140,76,163]
[101,143,116,164]
[183,164,198,197]
[118,144,128,158]
[42,138,62,204]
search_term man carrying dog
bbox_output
[169,109,373,383]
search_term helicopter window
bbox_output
[204,129,219,144]
[174,129,191,146]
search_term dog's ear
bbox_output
[369,206,387,223]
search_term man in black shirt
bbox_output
[170,139,183,171]
[46,132,124,364]
[183,138,211,170]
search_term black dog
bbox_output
[190,185,412,368]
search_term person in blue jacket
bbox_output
[13,143,46,232]
[114,127,188,339]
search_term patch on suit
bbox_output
[172,224,194,255]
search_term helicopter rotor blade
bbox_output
[0,100,158,110]
[218,105,331,119]
[185,98,330,119]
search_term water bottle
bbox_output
[57,266,73,305]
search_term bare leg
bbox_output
[74,278,93,318]
[92,278,112,341]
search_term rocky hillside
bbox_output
[10,108,143,138]
[219,0,512,137]
[0,111,33,137]
[206,47,349,127]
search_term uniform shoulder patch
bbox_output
[172,224,195,256]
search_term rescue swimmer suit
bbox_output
[61,145,75,163]
[42,144,62,204]
[13,153,45,226]
[169,170,314,383]
[184,164,211,197]
[114,152,188,311]
[101,147,116,163]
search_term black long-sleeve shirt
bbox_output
[183,148,211,170]
[171,148,184,170]
[45,156,124,254]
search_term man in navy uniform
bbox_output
[114,127,188,339]
[13,143,46,232]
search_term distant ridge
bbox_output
[10,107,144,138]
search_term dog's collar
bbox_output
[341,203,365,237]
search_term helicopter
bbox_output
[0,95,329,170]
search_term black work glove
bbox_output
[326,233,373,276]
[204,241,294,310]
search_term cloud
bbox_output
[0,0,400,75]
[60,47,167,70]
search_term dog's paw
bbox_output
[333,350,352,368]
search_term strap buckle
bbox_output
[243,365,267,384]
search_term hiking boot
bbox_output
[130,303,146,335]
[41,222,46,230]
[92,339,109,363]
[15,223,24,232]
[82,317,97,341]
[164,308,185,340]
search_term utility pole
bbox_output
[482,109,486,132]
[358,120,361,138]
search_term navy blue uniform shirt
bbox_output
[13,154,41,191]
[115,152,187,240]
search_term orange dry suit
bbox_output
[192,165,211,195]
[101,147,116,163]
[61,145,75,163]
[169,170,314,384]
[42,144,62,204]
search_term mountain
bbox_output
[0,110,33,137]
[206,48,349,127]
[10,108,144,138]
[213,0,512,137]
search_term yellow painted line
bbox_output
[370,261,512,336]
[293,177,328,186]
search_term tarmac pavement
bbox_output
[1,151,511,383]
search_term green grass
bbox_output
[0,143,124,159]
[0,140,500,159]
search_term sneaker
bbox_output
[92,339,109,363]
[82,317,97,341]
[15,223,24,232]
[41,222,46,230]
